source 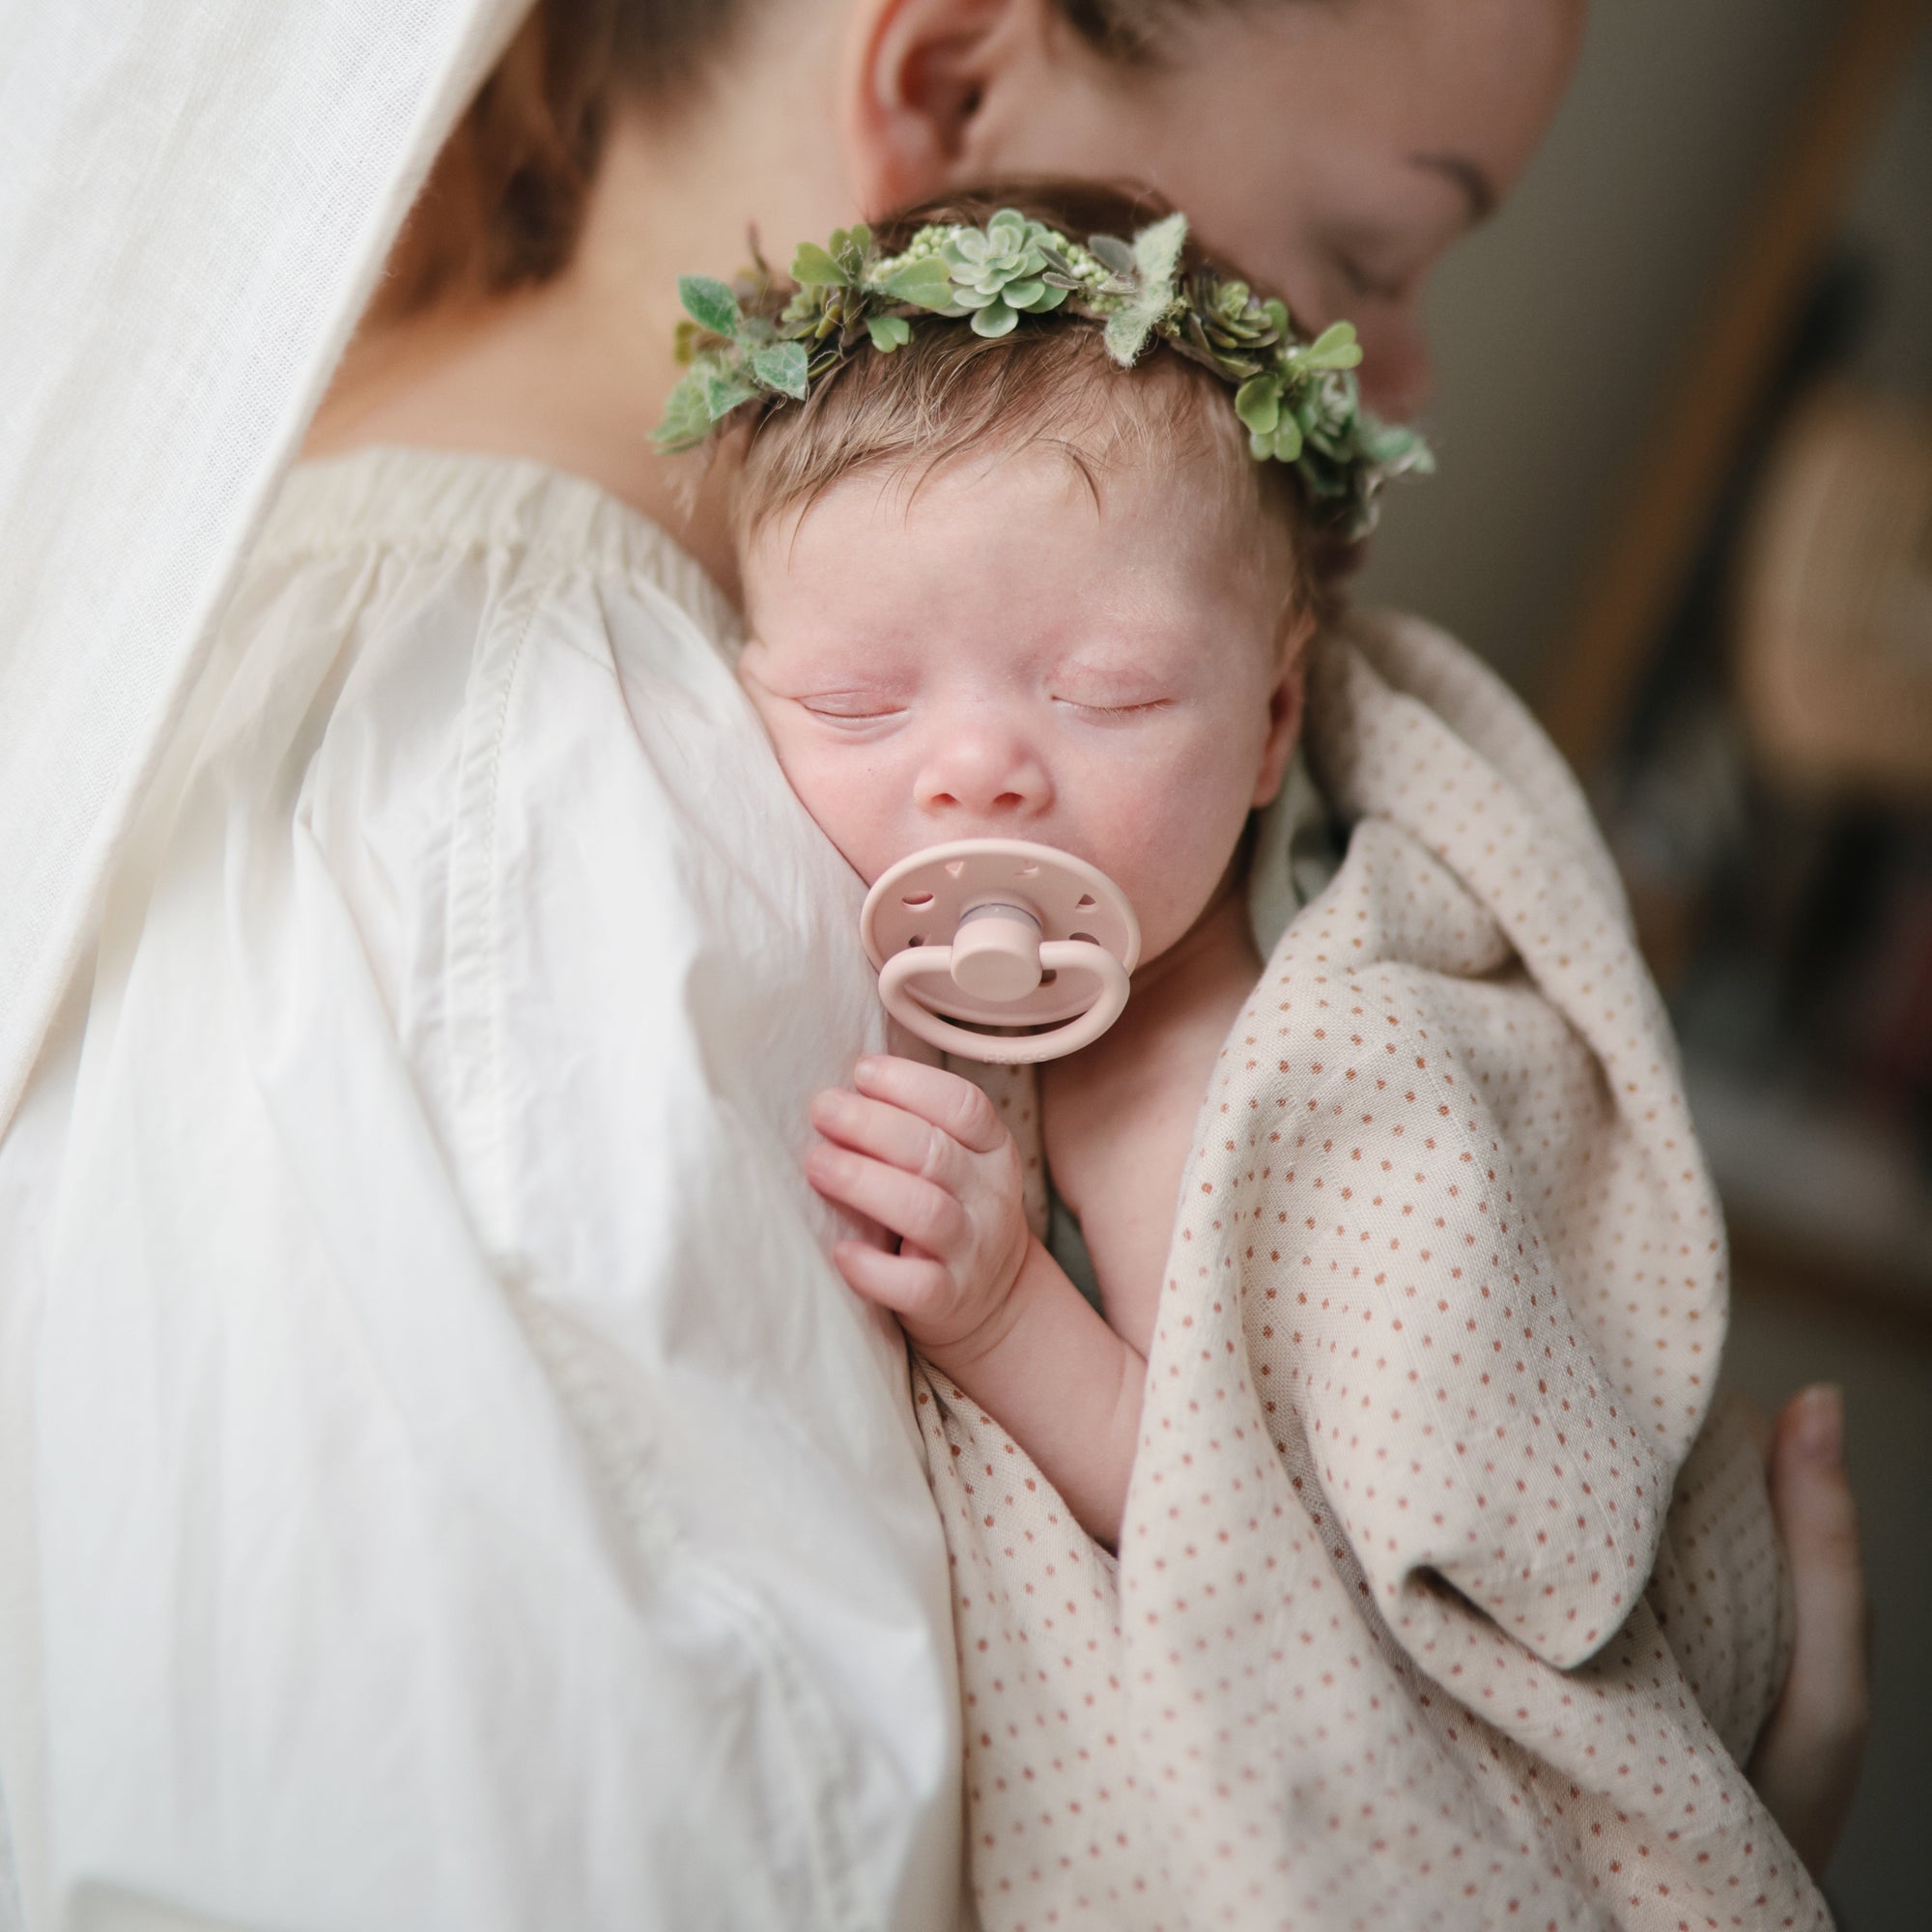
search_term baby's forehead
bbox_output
[744,434,1282,598]
[741,447,1292,676]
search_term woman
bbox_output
[0,0,1864,1924]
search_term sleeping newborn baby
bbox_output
[671,189,1824,1930]
[742,291,1316,1554]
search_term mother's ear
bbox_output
[1251,604,1317,810]
[840,0,1053,214]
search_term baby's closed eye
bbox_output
[794,691,908,724]
[1051,668,1167,723]
[1049,655,1182,719]
[1053,694,1174,719]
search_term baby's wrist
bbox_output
[919,1233,1046,1380]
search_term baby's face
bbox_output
[737,447,1305,965]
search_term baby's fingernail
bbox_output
[855,1056,882,1081]
[1796,1383,1844,1465]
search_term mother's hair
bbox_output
[378,0,1281,323]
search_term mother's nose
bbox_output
[915,724,1054,819]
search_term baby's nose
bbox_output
[916,726,1053,820]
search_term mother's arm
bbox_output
[1752,1385,1870,1876]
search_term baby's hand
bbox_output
[807,1056,1032,1363]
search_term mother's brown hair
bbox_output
[377,0,1264,324]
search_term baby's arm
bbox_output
[807,1055,1145,1548]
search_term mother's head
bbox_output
[391,0,1583,416]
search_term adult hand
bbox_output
[1748,1385,1870,1878]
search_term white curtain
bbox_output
[0,0,524,1127]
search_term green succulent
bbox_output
[779,278,859,344]
[1178,273,1288,381]
[941,209,1071,338]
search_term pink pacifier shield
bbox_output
[860,838,1141,1064]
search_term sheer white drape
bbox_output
[0,0,522,1126]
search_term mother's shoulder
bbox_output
[254,444,739,643]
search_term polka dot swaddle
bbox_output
[919,612,1817,1932]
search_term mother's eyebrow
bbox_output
[1409,152,1497,226]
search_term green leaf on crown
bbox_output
[1295,321,1363,373]
[678,275,742,338]
[1103,210,1187,366]
[880,254,956,311]
[750,341,810,400]
[867,314,912,352]
[832,223,871,278]
[791,242,847,288]
[651,371,714,452]
[1248,414,1304,464]
[702,369,760,419]
[1235,374,1282,437]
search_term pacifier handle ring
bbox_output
[879,940,1130,1065]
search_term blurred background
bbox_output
[1359,0,1930,1919]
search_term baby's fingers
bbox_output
[810,1087,956,1182]
[806,1143,965,1255]
[831,1239,951,1320]
[852,1055,1007,1154]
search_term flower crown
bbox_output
[654,206,1433,539]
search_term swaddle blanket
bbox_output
[914,611,1824,1931]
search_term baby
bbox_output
[665,189,1820,1929]
[741,289,1322,1552]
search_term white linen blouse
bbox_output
[0,447,967,1932]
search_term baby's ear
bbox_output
[1252,605,1316,809]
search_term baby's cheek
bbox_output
[1112,738,1259,948]
[759,735,853,857]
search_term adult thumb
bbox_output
[1748,1383,1870,1877]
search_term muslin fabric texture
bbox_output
[923,612,1822,1932]
[0,449,969,1931]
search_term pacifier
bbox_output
[859,838,1141,1064]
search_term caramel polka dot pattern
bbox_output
[913,614,1821,1931]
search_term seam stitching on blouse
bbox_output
[444,581,543,1258]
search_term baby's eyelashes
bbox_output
[738,652,906,723]
[1051,695,1174,720]
[798,694,905,721]
[1048,659,1180,718]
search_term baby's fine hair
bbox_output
[727,183,1355,627]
